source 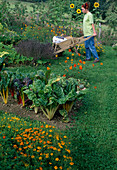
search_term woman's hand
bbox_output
[93,32,97,36]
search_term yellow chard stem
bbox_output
[0,91,4,101]
[22,93,25,106]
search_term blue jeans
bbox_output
[84,36,99,60]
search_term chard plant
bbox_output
[0,70,12,104]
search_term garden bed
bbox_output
[0,95,82,130]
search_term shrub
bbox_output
[0,43,33,65]
[15,39,55,63]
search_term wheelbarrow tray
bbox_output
[53,36,93,54]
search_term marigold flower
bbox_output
[69,162,74,165]
[66,57,69,59]
[59,166,63,169]
[100,63,103,65]
[39,157,42,160]
[65,60,67,63]
[63,74,66,77]
[92,64,95,67]
[56,55,58,57]
[79,60,82,63]
[71,59,73,61]
[54,166,58,170]
[68,49,71,52]
[69,66,72,70]
[79,65,82,70]
[3,136,6,139]
[74,64,77,67]
[70,4,74,8]
[78,53,81,56]
[72,53,74,56]
[78,63,80,65]
[55,158,59,161]
[31,155,35,158]
[47,67,50,70]
[83,61,86,64]
[76,9,81,14]
[64,136,67,138]
[94,86,97,89]
[94,2,99,8]
[13,145,17,148]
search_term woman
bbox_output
[81,2,99,63]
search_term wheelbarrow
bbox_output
[53,35,93,55]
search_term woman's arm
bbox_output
[92,24,97,36]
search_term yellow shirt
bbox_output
[83,12,94,37]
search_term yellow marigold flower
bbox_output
[56,55,58,57]
[39,157,42,160]
[70,4,74,8]
[54,166,58,170]
[21,28,23,30]
[50,153,53,156]
[76,9,81,14]
[47,67,50,70]
[72,53,74,56]
[31,155,35,158]
[94,2,99,8]
[49,162,52,165]
[64,136,67,138]
[66,57,69,59]
[24,163,29,167]
[55,158,59,161]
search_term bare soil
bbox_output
[0,95,82,130]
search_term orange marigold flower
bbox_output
[78,53,81,56]
[54,166,58,170]
[65,60,67,63]
[100,63,103,65]
[74,64,77,67]
[69,66,72,70]
[79,65,82,70]
[39,167,43,170]
[83,61,86,64]
[63,74,66,77]
[69,162,74,165]
[59,166,63,169]
[71,59,73,61]
[79,59,82,63]
[92,64,95,67]
[68,49,71,52]
[3,136,6,139]
[47,67,50,70]
[77,63,80,65]
[66,57,69,59]
[94,86,97,89]
[13,145,17,148]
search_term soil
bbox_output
[0,95,82,130]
